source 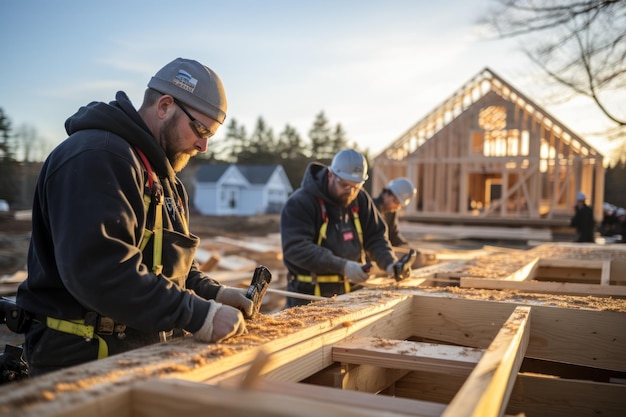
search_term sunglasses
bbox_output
[334,175,363,191]
[173,98,215,140]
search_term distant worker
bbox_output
[373,177,417,247]
[280,149,405,307]
[15,58,252,376]
[616,208,626,243]
[570,191,595,243]
[599,202,619,237]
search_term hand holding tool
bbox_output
[243,265,272,319]
[390,249,417,281]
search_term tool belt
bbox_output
[293,274,350,297]
[38,312,127,360]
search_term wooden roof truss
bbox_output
[373,68,605,222]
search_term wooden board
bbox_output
[332,336,483,377]
[461,257,626,297]
[442,306,530,417]
[0,286,624,416]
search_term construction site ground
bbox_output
[0,211,614,352]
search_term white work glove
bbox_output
[216,286,254,318]
[343,260,368,283]
[194,300,247,343]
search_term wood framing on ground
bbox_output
[1,289,624,417]
[460,257,626,297]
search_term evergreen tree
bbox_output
[240,117,276,164]
[0,108,16,161]
[219,118,247,163]
[0,108,18,203]
[278,124,312,188]
[308,111,334,160]
[330,123,349,154]
[277,124,307,160]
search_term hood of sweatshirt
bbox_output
[64,91,177,182]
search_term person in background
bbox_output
[599,202,619,236]
[16,58,251,376]
[372,177,417,247]
[616,207,626,243]
[280,149,405,307]
[570,191,595,243]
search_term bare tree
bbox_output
[483,0,626,137]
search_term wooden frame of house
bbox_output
[372,68,605,226]
[2,243,624,417]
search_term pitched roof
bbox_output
[238,165,279,184]
[375,67,602,161]
[196,164,231,182]
[196,164,280,184]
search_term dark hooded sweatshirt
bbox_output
[16,92,219,367]
[280,162,395,295]
[373,195,409,247]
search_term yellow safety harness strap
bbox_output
[317,197,329,246]
[351,207,364,263]
[295,274,350,297]
[46,317,108,359]
[135,147,164,275]
[308,199,366,296]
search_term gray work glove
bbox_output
[216,286,254,318]
[343,260,368,283]
[386,263,396,278]
[193,300,247,343]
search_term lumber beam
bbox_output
[410,291,626,371]
[130,377,441,417]
[206,296,415,386]
[255,377,445,417]
[507,373,626,417]
[442,306,531,417]
[332,336,483,377]
[460,276,626,297]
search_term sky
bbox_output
[0,0,622,161]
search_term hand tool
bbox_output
[392,249,417,281]
[243,265,272,319]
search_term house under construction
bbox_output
[372,68,604,225]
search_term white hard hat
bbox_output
[617,208,625,217]
[387,177,417,207]
[576,191,586,201]
[330,149,369,183]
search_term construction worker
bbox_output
[570,191,595,243]
[15,58,252,376]
[280,149,402,307]
[373,177,416,247]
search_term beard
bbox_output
[330,191,356,208]
[159,115,193,173]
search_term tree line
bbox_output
[0,107,372,208]
[194,111,371,189]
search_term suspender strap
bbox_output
[295,274,350,296]
[351,206,364,263]
[308,198,366,295]
[135,147,164,275]
[46,317,109,359]
[317,197,329,246]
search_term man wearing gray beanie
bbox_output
[15,58,251,375]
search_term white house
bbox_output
[193,164,293,216]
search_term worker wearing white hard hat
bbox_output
[280,149,406,307]
[372,178,417,247]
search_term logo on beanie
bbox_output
[172,69,198,93]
